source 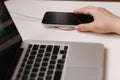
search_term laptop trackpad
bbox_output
[65,67,99,80]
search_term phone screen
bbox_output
[42,12,94,25]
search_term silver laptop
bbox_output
[0,1,104,80]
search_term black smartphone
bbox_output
[42,11,94,27]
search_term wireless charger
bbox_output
[56,26,75,31]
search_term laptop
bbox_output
[0,1,104,80]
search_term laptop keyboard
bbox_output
[15,44,68,80]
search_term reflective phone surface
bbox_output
[42,12,94,25]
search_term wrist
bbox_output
[110,17,120,34]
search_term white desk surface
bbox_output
[5,0,120,80]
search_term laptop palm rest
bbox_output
[63,45,104,80]
[65,67,99,80]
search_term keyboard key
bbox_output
[39,49,44,53]
[35,58,42,62]
[27,60,34,64]
[46,45,53,52]
[53,46,60,55]
[51,55,57,60]
[42,62,48,66]
[54,71,62,80]
[31,50,37,55]
[47,70,53,74]
[56,64,63,70]
[48,65,55,70]
[27,48,31,52]
[18,68,23,73]
[23,70,30,75]
[40,45,46,49]
[16,73,21,78]
[46,75,52,79]
[34,63,40,67]
[25,65,32,70]
[39,72,45,77]
[58,60,65,64]
[30,73,37,78]
[37,54,43,58]
[25,52,29,57]
[29,79,35,80]
[29,55,35,60]
[21,75,28,80]
[23,57,27,62]
[45,52,51,57]
[32,68,39,73]
[43,57,49,62]
[28,44,32,48]
[37,77,43,80]
[50,60,56,65]
[33,45,39,50]
[21,62,25,68]
[64,46,68,50]
[40,67,46,72]
[62,55,66,59]
[60,50,67,54]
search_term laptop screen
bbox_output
[0,1,22,79]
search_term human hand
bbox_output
[74,6,120,34]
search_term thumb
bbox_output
[75,23,94,32]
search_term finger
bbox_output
[74,8,92,15]
[74,6,97,12]
[75,23,94,32]
[74,6,97,15]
